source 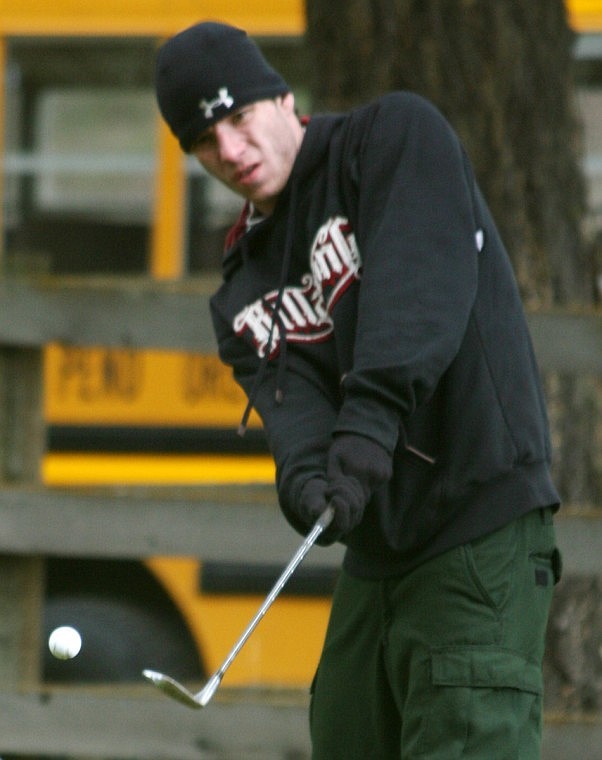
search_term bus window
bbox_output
[3,38,158,275]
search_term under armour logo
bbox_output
[199,88,234,118]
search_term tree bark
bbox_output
[306,0,593,305]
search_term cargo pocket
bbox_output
[413,646,542,759]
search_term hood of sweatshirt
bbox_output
[220,112,349,432]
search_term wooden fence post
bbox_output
[0,347,46,687]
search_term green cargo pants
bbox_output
[310,508,560,759]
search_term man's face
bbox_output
[191,93,304,216]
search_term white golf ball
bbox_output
[48,626,82,660]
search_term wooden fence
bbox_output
[0,274,601,759]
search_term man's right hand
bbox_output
[297,474,365,545]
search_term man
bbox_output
[155,21,561,759]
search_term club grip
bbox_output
[315,504,335,533]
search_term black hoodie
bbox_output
[210,91,560,579]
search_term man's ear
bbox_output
[279,91,296,114]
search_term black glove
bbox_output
[295,477,342,546]
[326,433,393,537]
[296,477,329,526]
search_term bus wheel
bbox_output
[43,593,204,683]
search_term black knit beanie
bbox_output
[155,21,290,153]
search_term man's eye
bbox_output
[232,108,250,124]
[193,133,215,150]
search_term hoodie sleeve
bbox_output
[333,92,481,454]
[210,303,337,532]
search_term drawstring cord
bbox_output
[274,310,288,403]
[399,421,436,465]
[237,296,279,436]
[237,183,297,437]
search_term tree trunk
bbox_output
[306,0,593,305]
[305,0,601,714]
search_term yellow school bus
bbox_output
[0,0,600,687]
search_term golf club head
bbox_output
[142,669,207,709]
[196,672,223,706]
[143,509,331,711]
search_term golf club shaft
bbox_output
[142,506,336,709]
[213,505,335,683]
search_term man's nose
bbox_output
[215,125,244,162]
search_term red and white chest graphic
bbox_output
[233,216,361,359]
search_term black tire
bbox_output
[43,592,204,683]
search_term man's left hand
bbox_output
[326,433,393,536]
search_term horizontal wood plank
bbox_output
[0,276,220,352]
[527,310,602,373]
[0,276,601,371]
[0,687,600,759]
[0,484,598,574]
[0,484,345,566]
[0,686,312,759]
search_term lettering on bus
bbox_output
[181,355,244,405]
[54,346,143,403]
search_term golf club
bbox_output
[143,504,335,709]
